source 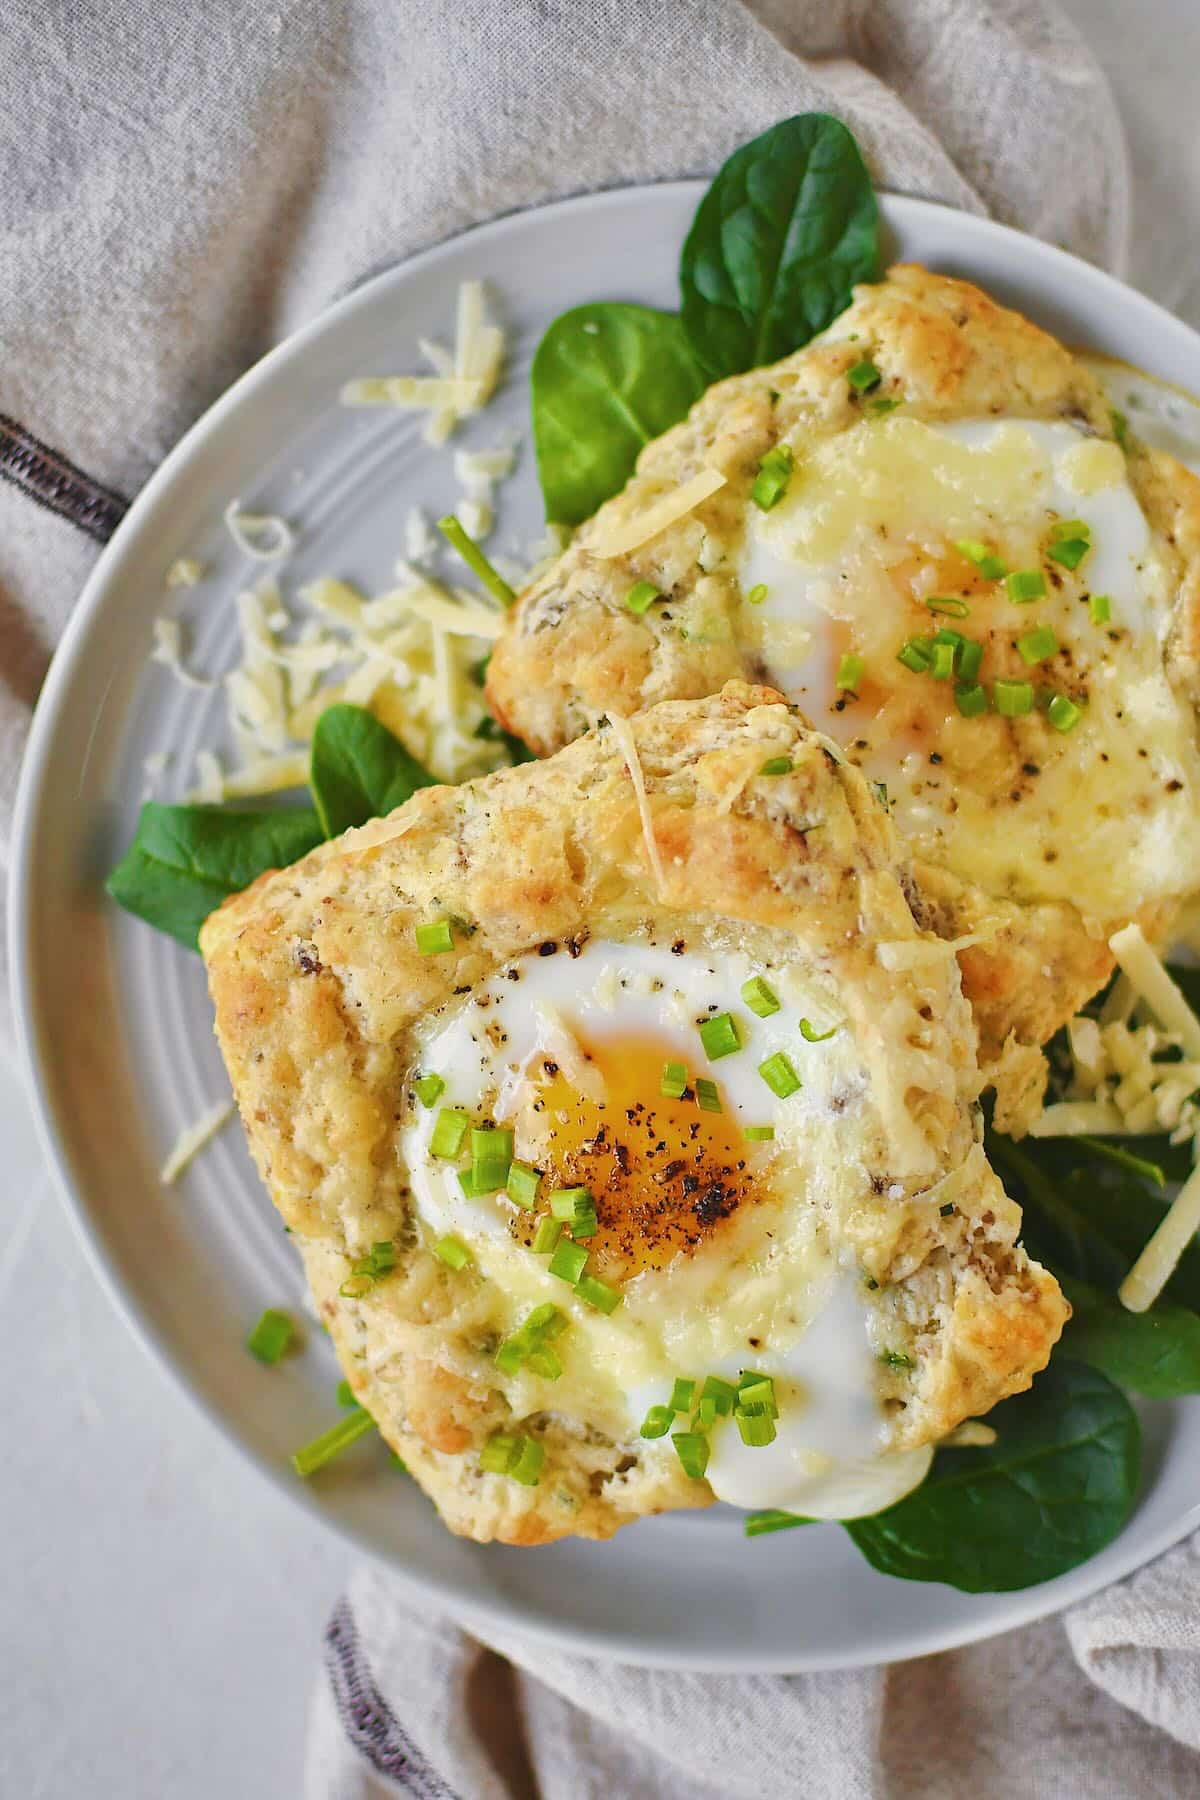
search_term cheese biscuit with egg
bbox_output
[201,682,1066,1545]
[487,268,1200,1103]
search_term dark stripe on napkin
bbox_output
[325,1598,461,1798]
[0,416,129,543]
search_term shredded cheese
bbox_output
[160,1099,235,1184]
[1109,924,1200,1059]
[191,749,224,804]
[151,618,213,690]
[223,500,295,562]
[592,468,726,559]
[1121,1161,1200,1312]
[607,712,667,901]
[340,375,484,411]
[1027,1099,1126,1137]
[165,557,206,588]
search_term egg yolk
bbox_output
[510,1032,766,1278]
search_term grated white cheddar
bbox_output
[341,375,484,411]
[151,617,213,690]
[160,1099,236,1184]
[345,280,505,446]
[1109,924,1200,1059]
[1120,1162,1200,1312]
[223,500,295,562]
[607,712,667,901]
[592,468,726,558]
[165,558,206,588]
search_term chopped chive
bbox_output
[576,1273,622,1314]
[744,1124,775,1141]
[472,1126,513,1161]
[955,539,1007,579]
[873,781,889,807]
[549,1186,594,1222]
[506,1161,541,1210]
[548,1240,589,1285]
[847,358,882,393]
[518,1344,559,1381]
[532,1216,563,1254]
[694,1395,718,1429]
[510,1436,546,1486]
[670,1377,696,1412]
[339,1273,374,1299]
[494,1335,527,1375]
[525,1345,563,1381]
[660,1060,689,1099]
[336,1379,358,1408]
[437,513,517,606]
[799,1018,836,1042]
[930,641,956,680]
[1005,569,1045,603]
[640,1404,674,1439]
[897,636,933,674]
[926,596,970,619]
[695,1078,722,1113]
[744,1509,813,1536]
[954,681,988,718]
[430,1108,469,1159]
[291,1407,375,1477]
[413,1073,446,1109]
[434,1234,471,1270]
[699,1012,742,1060]
[759,755,792,776]
[1051,517,1091,541]
[246,1308,295,1365]
[415,918,454,955]
[1089,593,1112,624]
[671,1430,710,1480]
[625,579,659,615]
[1110,407,1129,448]
[881,1350,914,1370]
[737,1376,777,1415]
[1047,534,1090,571]
[736,1411,777,1447]
[758,1051,801,1098]
[461,1161,511,1197]
[747,582,769,605]
[347,1241,396,1285]
[1047,693,1083,732]
[750,445,794,511]
[993,678,1034,717]
[1017,625,1058,665]
[741,975,780,1017]
[956,638,984,682]
[701,1375,738,1416]
[480,1431,517,1474]
[524,1302,567,1339]
[836,652,864,691]
[868,396,899,416]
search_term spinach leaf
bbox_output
[309,703,436,838]
[993,1132,1200,1314]
[1061,1276,1200,1397]
[530,303,707,525]
[106,803,324,949]
[845,1360,1139,1592]
[680,114,880,381]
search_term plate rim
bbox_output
[12,180,1200,1672]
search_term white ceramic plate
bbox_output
[13,185,1200,1672]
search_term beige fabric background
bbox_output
[3,4,1198,1796]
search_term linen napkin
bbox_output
[5,2,1198,1796]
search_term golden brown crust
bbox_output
[203,684,1065,1544]
[488,265,1200,1068]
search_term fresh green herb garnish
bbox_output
[106,803,324,949]
[437,512,517,607]
[291,1408,376,1478]
[246,1308,295,1365]
[679,115,880,381]
[531,305,706,525]
[309,703,436,838]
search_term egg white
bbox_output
[400,937,930,1518]
[741,415,1200,921]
